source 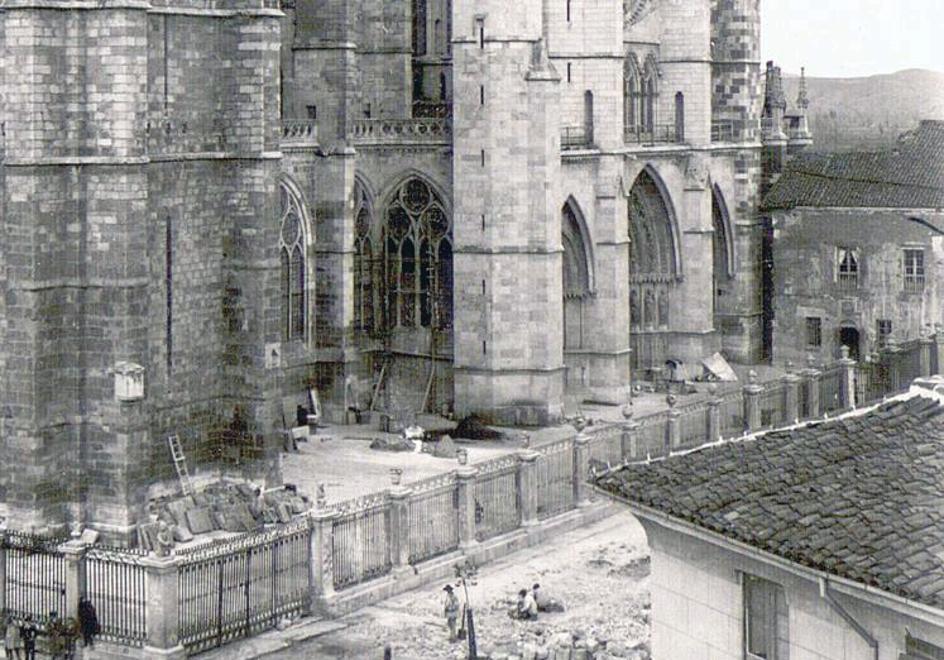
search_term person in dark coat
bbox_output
[18,616,35,660]
[77,598,100,648]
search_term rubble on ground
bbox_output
[454,415,503,440]
[369,435,415,452]
[139,481,310,551]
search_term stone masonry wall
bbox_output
[0,1,282,538]
[771,209,944,366]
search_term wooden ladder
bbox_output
[167,434,194,496]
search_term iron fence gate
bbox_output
[473,456,521,541]
[177,520,312,654]
[84,546,148,646]
[3,532,67,625]
[536,441,575,520]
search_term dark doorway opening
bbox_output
[839,326,860,361]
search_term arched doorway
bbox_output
[627,168,679,370]
[840,326,860,361]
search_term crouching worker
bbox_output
[511,588,538,620]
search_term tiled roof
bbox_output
[763,120,944,210]
[595,393,944,609]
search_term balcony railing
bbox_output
[624,123,679,145]
[281,120,319,146]
[711,120,736,142]
[412,100,451,119]
[348,118,451,144]
[561,126,592,150]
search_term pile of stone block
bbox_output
[140,482,310,550]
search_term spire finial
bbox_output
[797,66,810,111]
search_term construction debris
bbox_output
[138,481,310,552]
[454,415,503,440]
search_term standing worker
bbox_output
[77,598,100,649]
[442,585,460,642]
[4,614,23,660]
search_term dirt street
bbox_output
[284,511,651,659]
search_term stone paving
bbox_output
[281,363,783,505]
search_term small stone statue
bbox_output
[154,520,175,557]
[315,484,327,509]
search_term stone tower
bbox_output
[711,0,766,361]
[451,2,565,423]
[0,0,283,538]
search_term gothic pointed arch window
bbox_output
[354,181,375,332]
[279,180,308,341]
[382,177,452,330]
[562,201,592,350]
[624,54,642,139]
[641,57,658,133]
[628,169,677,282]
[628,169,677,338]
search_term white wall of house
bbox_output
[640,517,944,660]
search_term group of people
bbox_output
[2,598,99,659]
[512,584,542,620]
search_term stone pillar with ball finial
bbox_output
[387,469,412,576]
[838,345,857,409]
[802,354,822,419]
[707,384,722,443]
[454,450,479,550]
[743,370,763,432]
[783,361,801,424]
[310,483,340,610]
[666,394,681,452]
[620,403,640,460]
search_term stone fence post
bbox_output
[388,478,413,577]
[141,554,185,659]
[665,394,681,452]
[707,385,722,443]
[935,325,944,376]
[517,450,540,527]
[743,370,763,432]
[621,413,640,461]
[59,539,88,620]
[310,507,340,609]
[782,362,801,424]
[803,355,821,419]
[838,347,857,409]
[883,340,901,393]
[920,332,935,378]
[455,453,478,550]
[0,537,5,616]
[574,434,592,507]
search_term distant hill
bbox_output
[781,69,944,152]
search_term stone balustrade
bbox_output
[281,119,319,146]
[347,118,451,145]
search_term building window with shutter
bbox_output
[806,317,821,348]
[837,247,859,292]
[876,319,892,347]
[904,248,926,293]
[744,575,789,660]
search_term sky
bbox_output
[761,0,944,78]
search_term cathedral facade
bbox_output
[278,0,770,427]
[0,0,795,537]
